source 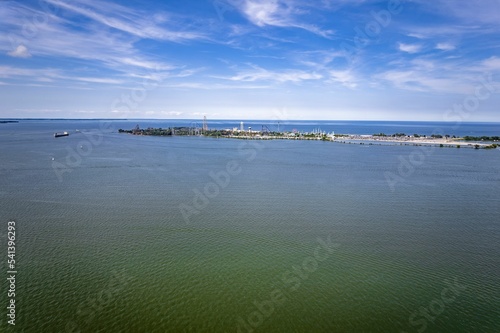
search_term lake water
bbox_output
[0,120,499,332]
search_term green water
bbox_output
[0,122,499,332]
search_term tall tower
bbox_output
[240,121,244,131]
[203,116,208,132]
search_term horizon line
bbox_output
[1,117,500,124]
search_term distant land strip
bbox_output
[118,126,500,150]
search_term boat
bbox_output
[54,131,69,138]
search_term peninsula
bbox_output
[118,126,499,150]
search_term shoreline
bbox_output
[218,135,493,149]
[118,127,500,150]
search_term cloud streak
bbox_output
[219,64,323,83]
[435,42,456,51]
[238,0,335,38]
[398,43,422,54]
[45,0,207,42]
[7,45,32,58]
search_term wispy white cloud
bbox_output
[374,54,500,94]
[404,25,487,40]
[479,56,500,71]
[7,45,31,58]
[162,82,272,90]
[328,70,358,88]
[0,66,60,79]
[238,0,334,38]
[0,7,126,63]
[295,49,347,69]
[118,58,173,71]
[0,65,124,85]
[1,62,167,89]
[45,0,206,42]
[141,110,184,117]
[242,1,281,27]
[407,33,425,39]
[73,77,124,84]
[412,0,500,26]
[374,70,468,93]
[435,42,456,51]
[410,59,436,71]
[398,43,422,54]
[222,65,322,83]
[74,110,98,114]
[0,1,183,87]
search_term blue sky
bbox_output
[1,0,499,121]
